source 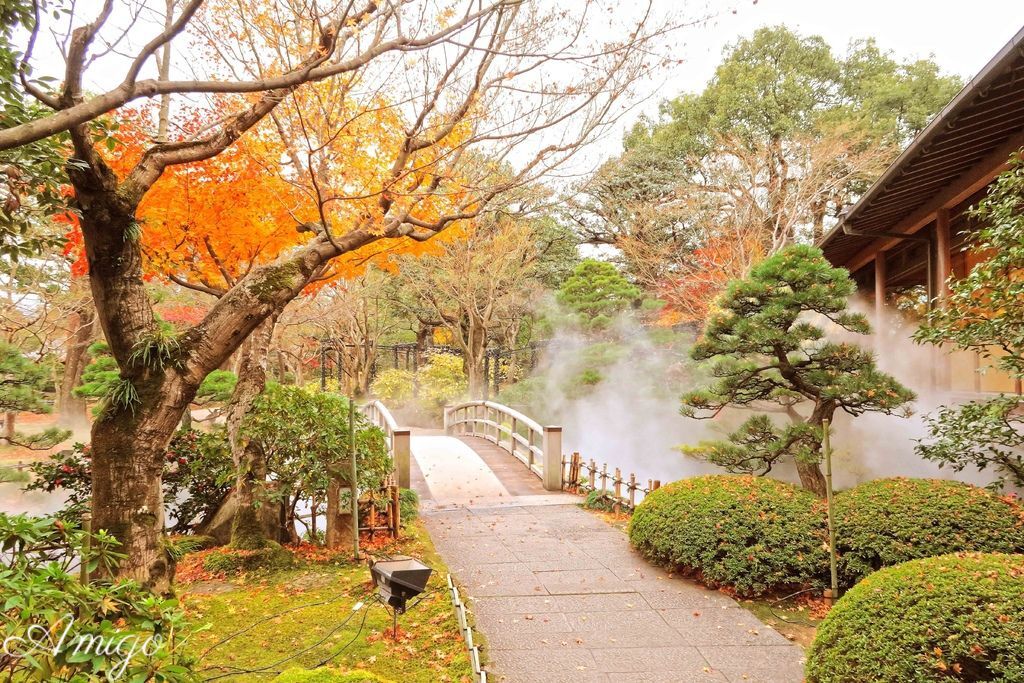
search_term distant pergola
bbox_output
[317,340,546,399]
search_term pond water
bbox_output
[0,479,69,517]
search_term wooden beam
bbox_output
[844,130,1024,273]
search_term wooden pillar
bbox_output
[542,426,562,491]
[874,253,887,323]
[874,253,887,359]
[935,210,953,391]
[935,209,952,305]
[393,429,411,489]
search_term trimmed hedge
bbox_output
[806,553,1024,682]
[835,478,1024,587]
[627,475,827,596]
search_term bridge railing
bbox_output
[443,400,562,491]
[362,400,411,488]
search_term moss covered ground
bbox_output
[180,522,472,682]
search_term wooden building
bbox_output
[818,26,1024,395]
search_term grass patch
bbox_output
[182,522,472,682]
[738,594,827,648]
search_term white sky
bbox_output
[28,0,1024,172]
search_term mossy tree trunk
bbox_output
[69,146,381,586]
[57,289,95,428]
[225,314,279,549]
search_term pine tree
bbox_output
[0,341,69,448]
[680,245,914,496]
[556,259,641,331]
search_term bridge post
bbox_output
[542,426,563,491]
[393,429,411,489]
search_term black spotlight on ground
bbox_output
[370,556,433,637]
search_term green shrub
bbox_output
[583,489,616,512]
[0,514,196,681]
[370,368,415,405]
[398,488,419,525]
[834,478,1024,588]
[628,475,827,596]
[202,543,294,574]
[273,669,391,683]
[806,553,1024,682]
[418,353,467,408]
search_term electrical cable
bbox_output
[199,585,371,659]
[765,587,822,627]
[201,592,374,681]
[312,595,375,667]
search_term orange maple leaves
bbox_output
[64,92,469,296]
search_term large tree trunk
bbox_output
[58,295,95,428]
[69,134,380,587]
[796,400,835,498]
[795,460,827,499]
[90,373,196,591]
[465,322,487,398]
[225,314,278,549]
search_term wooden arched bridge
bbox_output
[361,399,805,683]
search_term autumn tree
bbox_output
[576,26,962,321]
[396,215,544,397]
[680,245,915,497]
[2,0,667,586]
[285,268,410,395]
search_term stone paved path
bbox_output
[414,435,805,683]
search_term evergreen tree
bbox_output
[680,245,914,496]
[0,341,69,448]
[556,259,641,331]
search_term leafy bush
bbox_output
[0,465,28,483]
[245,385,392,500]
[916,397,1024,490]
[370,368,415,405]
[27,429,233,531]
[0,513,196,681]
[398,488,419,525]
[273,669,391,683]
[628,475,828,596]
[834,478,1024,588]
[417,353,467,409]
[806,553,1024,682]
[583,489,616,512]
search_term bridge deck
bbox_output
[410,433,805,683]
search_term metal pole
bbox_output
[320,345,327,391]
[823,418,839,601]
[349,397,359,561]
[80,512,92,583]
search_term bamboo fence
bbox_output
[561,452,662,513]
